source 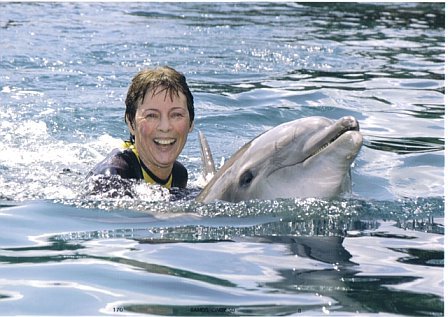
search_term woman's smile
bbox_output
[154,138,177,146]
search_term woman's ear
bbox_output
[189,121,195,133]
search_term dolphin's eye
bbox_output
[239,170,254,188]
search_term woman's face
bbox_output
[128,87,193,177]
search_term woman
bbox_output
[87,66,194,196]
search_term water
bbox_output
[0,2,444,316]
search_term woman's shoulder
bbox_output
[89,148,142,179]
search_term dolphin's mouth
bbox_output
[302,116,360,162]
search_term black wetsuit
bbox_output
[86,144,188,197]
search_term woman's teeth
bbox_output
[154,138,176,145]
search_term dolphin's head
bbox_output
[197,116,363,203]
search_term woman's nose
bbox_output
[157,115,171,132]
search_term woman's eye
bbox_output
[171,112,184,118]
[146,113,159,119]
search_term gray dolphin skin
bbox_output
[196,116,363,203]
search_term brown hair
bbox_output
[125,66,194,129]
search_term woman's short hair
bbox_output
[125,66,194,128]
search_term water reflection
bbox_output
[364,136,444,154]
[0,197,443,315]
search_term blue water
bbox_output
[0,2,444,316]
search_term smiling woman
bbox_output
[86,66,195,196]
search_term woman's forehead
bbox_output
[145,85,185,101]
[139,87,187,110]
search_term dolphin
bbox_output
[196,116,363,203]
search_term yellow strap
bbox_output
[122,141,173,188]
